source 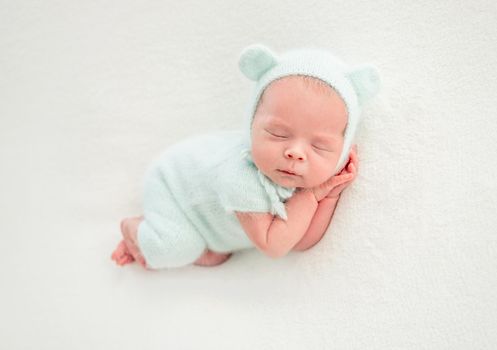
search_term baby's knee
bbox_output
[137,219,206,269]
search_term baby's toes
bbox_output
[136,256,146,268]
[112,240,135,264]
[111,241,126,259]
[122,255,135,265]
[117,252,135,265]
[111,249,121,262]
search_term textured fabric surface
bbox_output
[1,1,496,349]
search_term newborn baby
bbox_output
[111,44,380,270]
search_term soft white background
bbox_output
[1,1,496,349]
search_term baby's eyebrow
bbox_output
[267,120,291,128]
[314,134,338,143]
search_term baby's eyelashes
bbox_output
[312,145,332,152]
[265,130,334,153]
[264,129,288,138]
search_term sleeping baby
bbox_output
[111,43,381,269]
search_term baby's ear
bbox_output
[239,44,279,81]
[345,64,381,107]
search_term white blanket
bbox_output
[1,1,496,349]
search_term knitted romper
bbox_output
[137,130,295,269]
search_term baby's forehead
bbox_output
[261,76,346,113]
[264,76,346,112]
[265,114,343,132]
[258,76,348,135]
[266,75,337,96]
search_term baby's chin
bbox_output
[266,171,308,189]
[269,171,335,189]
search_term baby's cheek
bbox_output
[309,159,336,184]
[263,143,281,158]
[253,144,276,167]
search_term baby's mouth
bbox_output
[277,169,299,176]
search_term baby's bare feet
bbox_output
[194,250,232,267]
[120,216,147,268]
[111,240,135,266]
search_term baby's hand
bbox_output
[305,145,359,202]
[325,145,358,200]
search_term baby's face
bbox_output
[251,76,348,189]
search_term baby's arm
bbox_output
[236,190,318,258]
[291,195,339,251]
[238,147,359,256]
[292,146,358,251]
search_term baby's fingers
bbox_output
[349,150,359,172]
[348,162,356,175]
[332,172,354,187]
[344,172,355,182]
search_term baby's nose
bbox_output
[284,149,305,161]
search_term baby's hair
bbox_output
[255,75,347,136]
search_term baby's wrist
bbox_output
[323,193,340,201]
[296,187,319,203]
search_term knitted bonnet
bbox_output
[239,44,381,175]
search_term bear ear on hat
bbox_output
[345,64,381,107]
[239,44,279,81]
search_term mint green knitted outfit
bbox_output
[137,44,380,269]
[137,131,295,269]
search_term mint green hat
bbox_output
[239,44,381,175]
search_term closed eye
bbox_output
[265,129,288,138]
[313,145,332,152]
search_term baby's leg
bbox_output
[193,250,232,267]
[115,214,229,268]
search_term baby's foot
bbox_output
[120,216,147,268]
[194,250,232,267]
[111,240,135,266]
